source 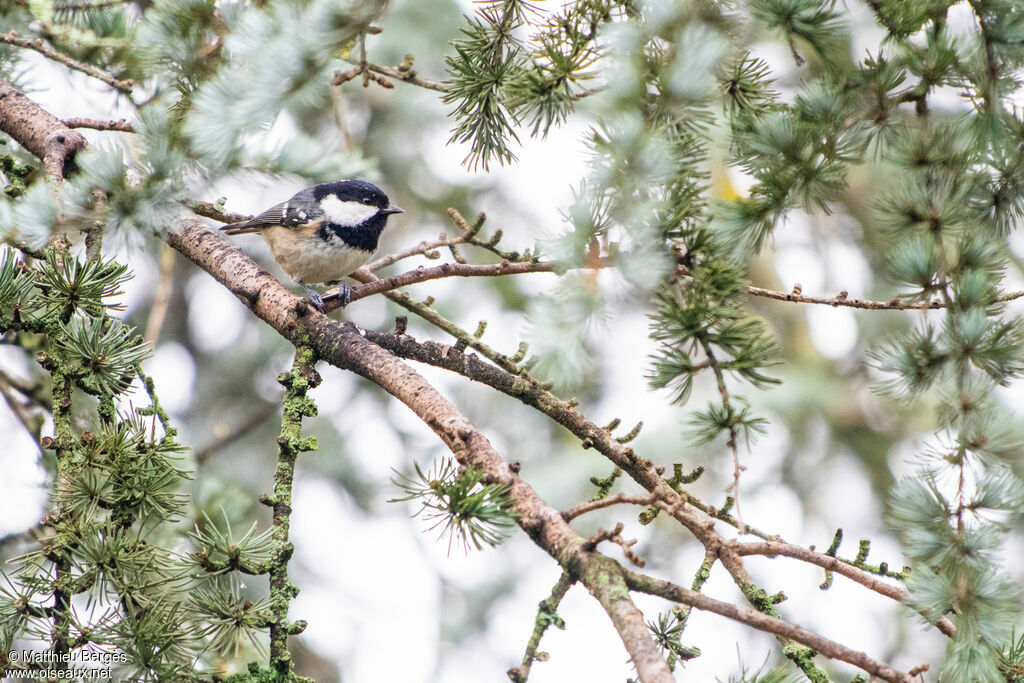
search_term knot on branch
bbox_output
[44,129,86,179]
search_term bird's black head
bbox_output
[313,180,403,251]
[313,180,402,225]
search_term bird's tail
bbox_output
[220,220,267,235]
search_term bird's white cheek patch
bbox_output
[319,196,378,226]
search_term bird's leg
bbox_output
[298,281,325,313]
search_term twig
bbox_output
[507,572,574,683]
[54,0,131,10]
[585,522,646,567]
[0,31,133,94]
[137,368,175,438]
[335,260,564,310]
[368,208,525,270]
[143,244,175,345]
[563,493,655,521]
[366,234,464,271]
[193,402,279,464]
[746,284,1024,309]
[675,551,716,637]
[786,36,805,67]
[0,370,44,451]
[698,339,746,534]
[350,269,527,373]
[331,40,401,91]
[187,200,248,224]
[347,60,445,92]
[623,569,914,683]
[63,117,134,132]
[735,540,956,637]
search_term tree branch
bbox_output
[508,571,574,682]
[351,331,802,630]
[355,326,956,673]
[351,269,528,372]
[0,369,44,451]
[0,80,86,181]
[747,284,1024,310]
[193,401,279,464]
[736,539,956,637]
[266,345,318,674]
[623,569,915,683]
[63,117,135,132]
[335,260,561,310]
[342,59,446,92]
[187,200,247,224]
[366,234,459,271]
[563,494,656,522]
[163,218,675,683]
[0,31,133,94]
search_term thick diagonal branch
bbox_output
[0,80,86,181]
[164,218,675,683]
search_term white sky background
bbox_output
[4,0,1022,680]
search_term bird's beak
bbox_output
[381,205,404,215]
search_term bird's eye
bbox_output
[362,197,373,204]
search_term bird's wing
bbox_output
[220,192,323,235]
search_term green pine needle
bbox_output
[391,458,518,554]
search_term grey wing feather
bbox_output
[220,190,320,235]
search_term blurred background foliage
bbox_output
[1,0,1023,680]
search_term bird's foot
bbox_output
[336,282,352,307]
[322,282,352,308]
[299,282,325,313]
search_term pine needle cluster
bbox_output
[0,248,277,677]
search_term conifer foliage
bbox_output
[1,0,1024,681]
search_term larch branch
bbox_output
[357,60,445,91]
[335,260,561,309]
[163,218,676,683]
[747,284,1024,310]
[63,117,135,132]
[623,570,915,683]
[0,80,86,181]
[0,31,133,94]
[563,494,656,522]
[736,539,956,637]
[508,571,574,682]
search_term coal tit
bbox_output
[220,180,403,311]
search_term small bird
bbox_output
[220,180,403,311]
